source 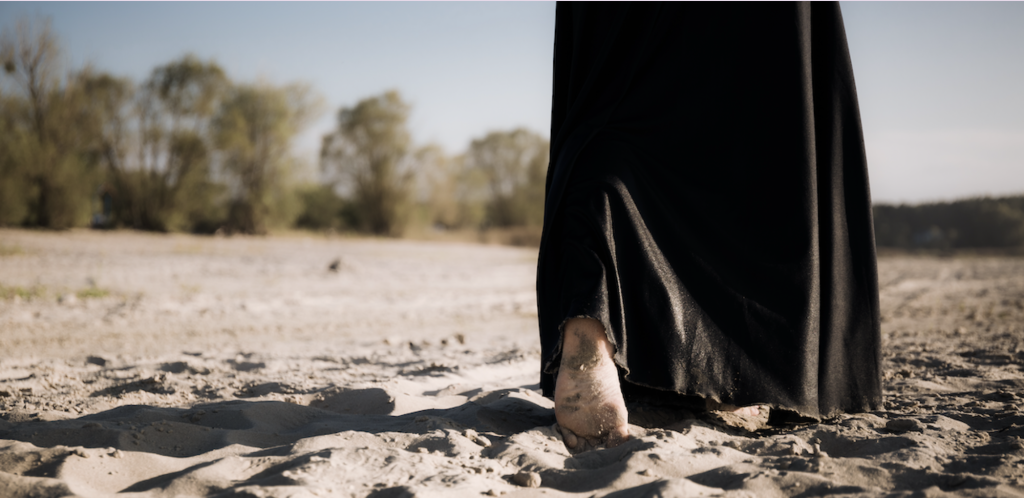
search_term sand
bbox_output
[1,228,1024,497]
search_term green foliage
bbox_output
[873,196,1024,249]
[0,283,45,300]
[295,184,347,231]
[1,16,557,244]
[410,146,487,230]
[214,83,321,234]
[147,54,227,124]
[317,96,549,237]
[321,90,414,236]
[76,287,110,299]
[0,18,102,229]
[465,128,548,228]
[0,93,33,225]
[95,55,231,232]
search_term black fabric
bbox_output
[536,2,881,419]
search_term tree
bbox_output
[321,90,414,235]
[109,54,230,232]
[465,128,548,228]
[0,81,33,225]
[294,183,346,231]
[873,196,1024,250]
[408,145,489,230]
[0,17,99,228]
[214,82,322,234]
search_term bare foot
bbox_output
[732,405,762,417]
[706,399,766,417]
[706,400,770,432]
[554,318,630,452]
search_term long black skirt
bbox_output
[537,2,882,420]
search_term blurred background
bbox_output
[1,2,1022,251]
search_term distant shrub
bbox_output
[295,184,347,231]
[76,287,110,299]
[1,18,102,229]
[873,195,1024,249]
[465,128,548,229]
[0,283,45,300]
[321,90,414,236]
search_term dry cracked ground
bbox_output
[1,229,1024,497]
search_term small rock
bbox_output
[921,415,970,432]
[886,418,924,433]
[638,469,652,476]
[328,258,341,272]
[485,490,497,496]
[513,471,542,488]
[462,428,491,447]
[813,443,829,459]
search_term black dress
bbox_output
[536,2,881,420]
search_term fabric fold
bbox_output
[537,2,881,419]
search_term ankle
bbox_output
[561,318,614,368]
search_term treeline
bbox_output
[873,196,1024,250]
[12,19,1022,251]
[0,18,547,240]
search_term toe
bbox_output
[558,425,579,449]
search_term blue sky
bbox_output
[1,2,1022,204]
[842,2,1024,204]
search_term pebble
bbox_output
[886,418,924,433]
[513,471,542,488]
[464,428,491,447]
[813,443,829,459]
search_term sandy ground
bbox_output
[2,229,1024,497]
